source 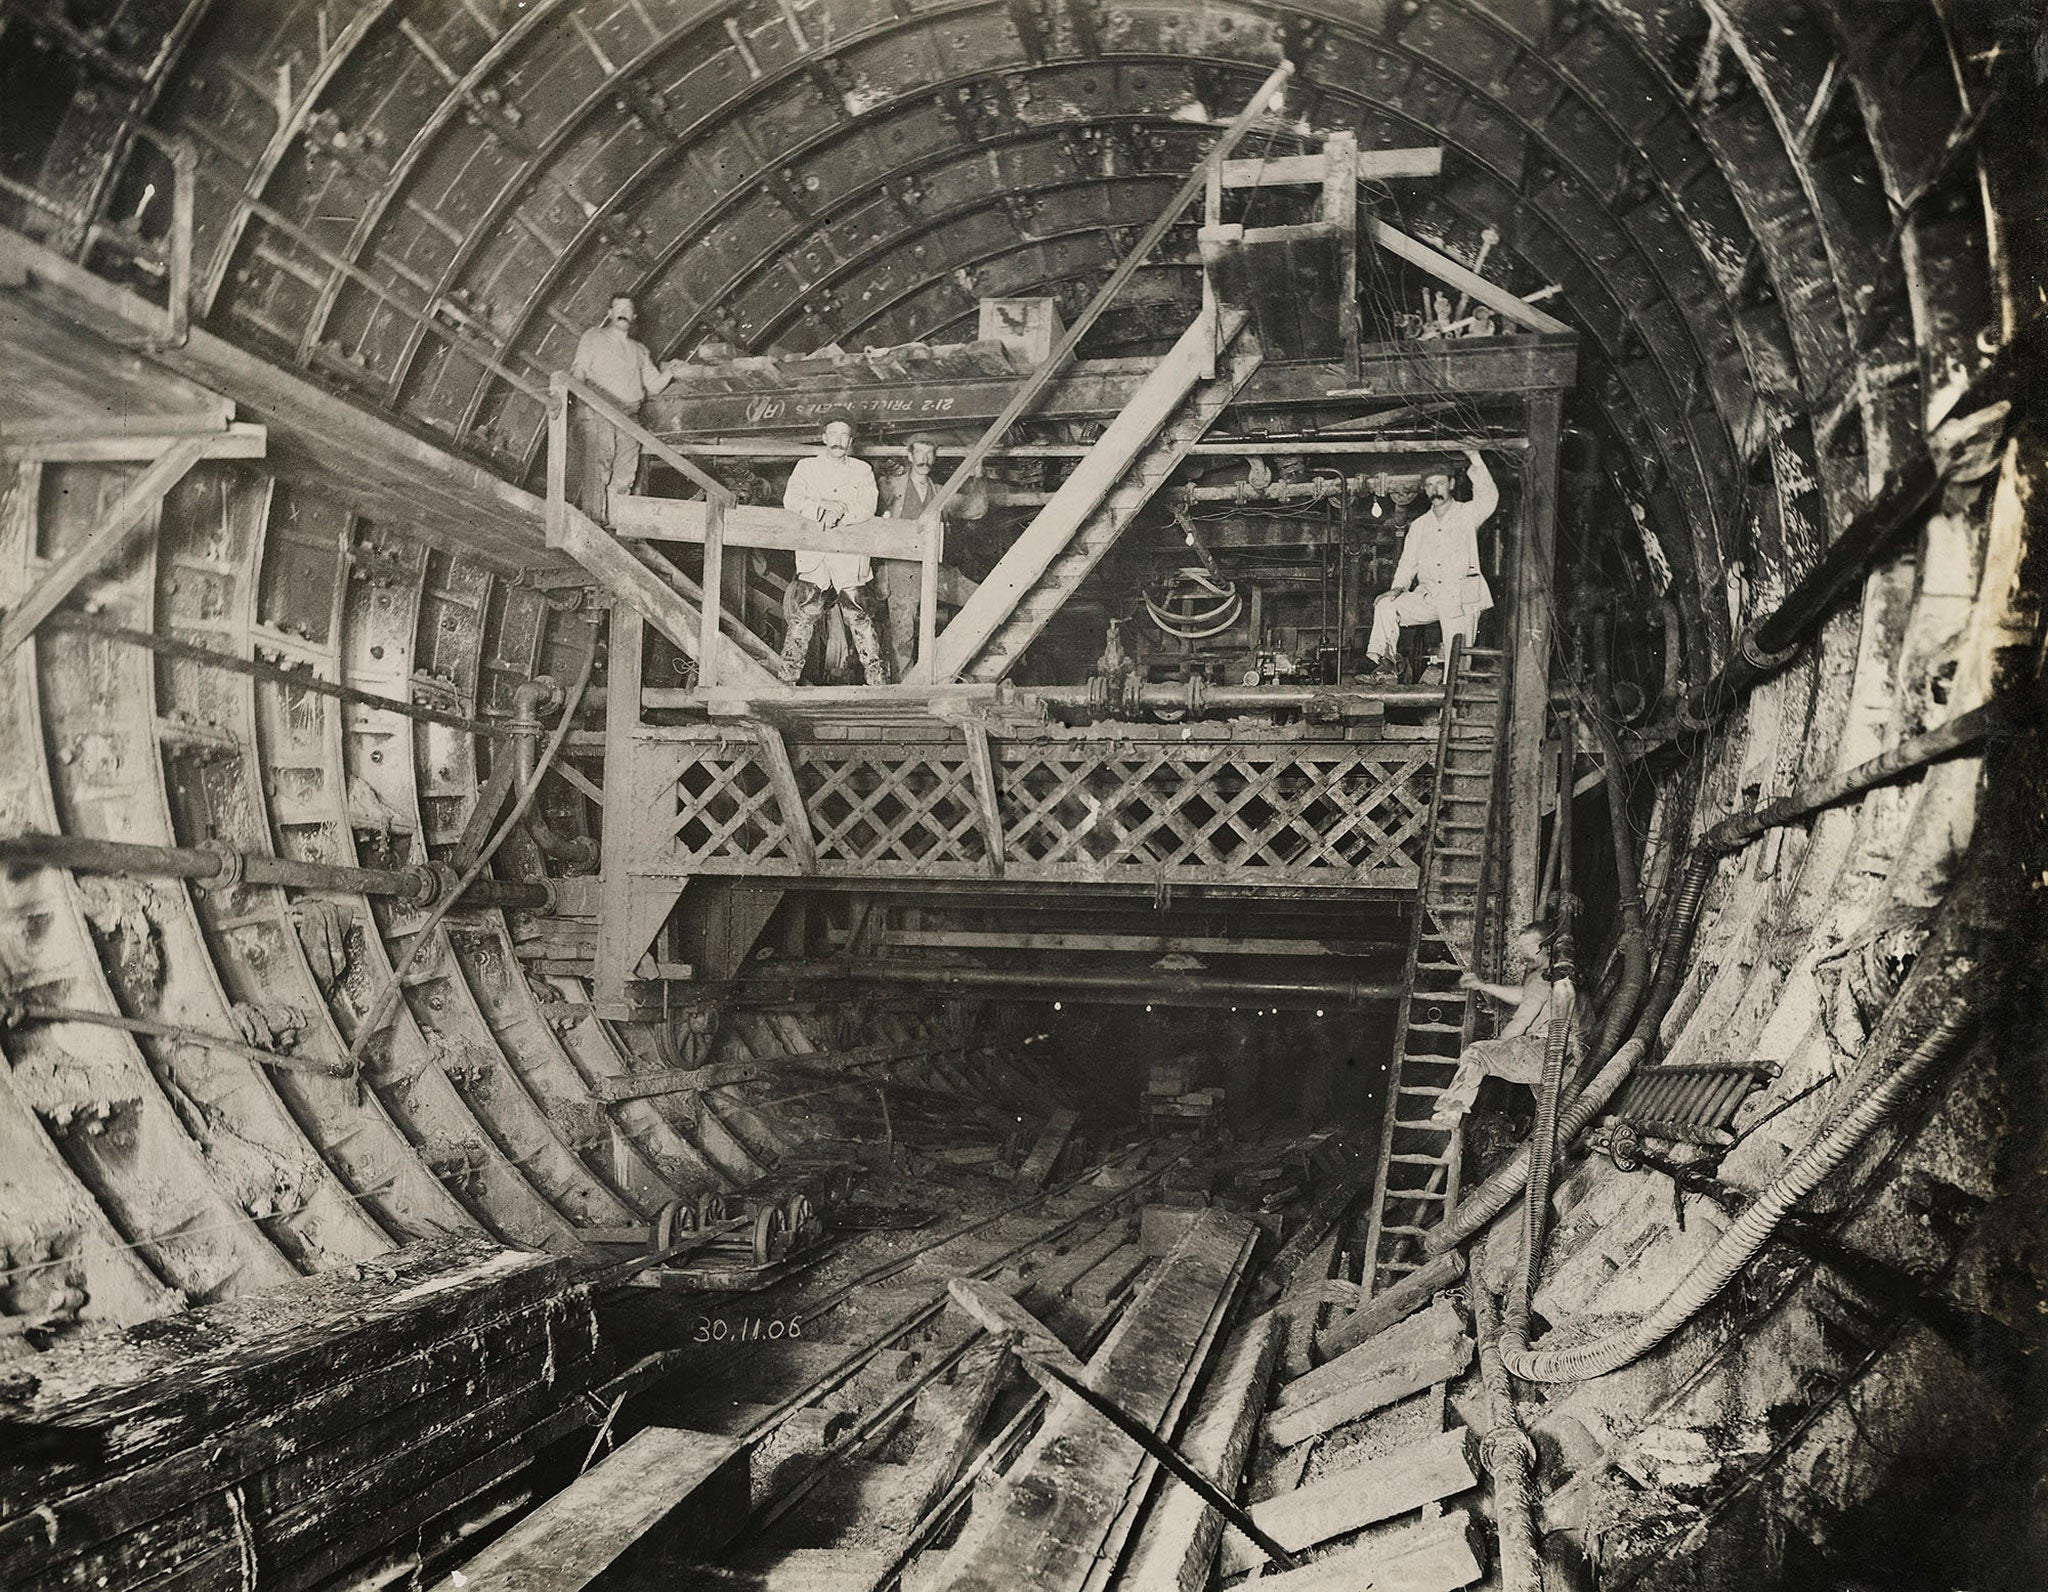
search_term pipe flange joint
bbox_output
[401,861,462,909]
[1185,675,1206,718]
[197,837,246,891]
[1736,624,1799,673]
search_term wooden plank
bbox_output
[1315,1250,1466,1363]
[933,1210,1258,1592]
[1507,392,1562,941]
[1218,147,1442,187]
[611,494,930,561]
[1072,1244,1149,1309]
[923,307,1226,683]
[1118,1311,1282,1592]
[2,425,267,463]
[1264,1333,1474,1449]
[1363,218,1572,335]
[961,718,1006,877]
[873,930,1396,957]
[1228,1509,1485,1592]
[1219,1427,1481,1574]
[1277,1298,1465,1414]
[442,1426,748,1589]
[755,722,819,873]
[1,434,215,660]
[1016,1106,1078,1189]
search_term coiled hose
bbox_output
[1501,1001,1976,1383]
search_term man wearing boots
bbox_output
[779,419,888,685]
[1364,446,1497,686]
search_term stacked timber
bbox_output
[930,1207,1260,1591]
[0,1237,602,1592]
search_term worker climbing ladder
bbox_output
[1362,640,1509,1294]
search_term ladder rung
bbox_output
[1389,1153,1447,1165]
[1395,1084,1445,1096]
[1382,1225,1435,1237]
[1405,1021,1465,1035]
[1434,845,1484,858]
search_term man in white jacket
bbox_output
[1365,447,1498,684]
[779,420,888,685]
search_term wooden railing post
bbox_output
[917,515,941,678]
[698,496,725,689]
[546,372,570,550]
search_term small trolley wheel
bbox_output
[752,1203,791,1266]
[697,1190,728,1230]
[652,1198,695,1255]
[783,1191,814,1242]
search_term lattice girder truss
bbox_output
[616,726,1435,892]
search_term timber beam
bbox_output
[644,339,1578,437]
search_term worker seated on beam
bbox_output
[1364,447,1497,687]
[779,419,889,686]
[568,295,687,525]
[877,433,985,680]
[1428,921,1588,1130]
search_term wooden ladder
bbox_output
[1361,639,1508,1295]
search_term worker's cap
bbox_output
[904,432,943,449]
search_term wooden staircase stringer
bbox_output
[963,315,1265,683]
[925,306,1249,684]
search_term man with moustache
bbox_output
[567,294,686,524]
[779,419,888,685]
[1364,446,1498,686]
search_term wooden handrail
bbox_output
[915,56,1295,530]
[558,372,736,508]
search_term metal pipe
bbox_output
[648,680,1441,714]
[509,678,599,867]
[735,959,1401,1007]
[1699,703,1996,857]
[1649,315,2039,741]
[40,610,515,738]
[0,830,550,910]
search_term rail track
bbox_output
[567,1143,1181,1588]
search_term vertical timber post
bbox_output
[596,604,645,1006]
[1508,393,1562,938]
[698,495,725,690]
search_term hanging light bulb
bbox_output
[1369,495,1385,519]
[1053,1000,1063,1011]
[1316,1008,1326,1018]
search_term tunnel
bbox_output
[0,1,2041,1588]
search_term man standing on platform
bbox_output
[780,419,888,686]
[877,434,985,680]
[1364,446,1497,686]
[568,295,685,524]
